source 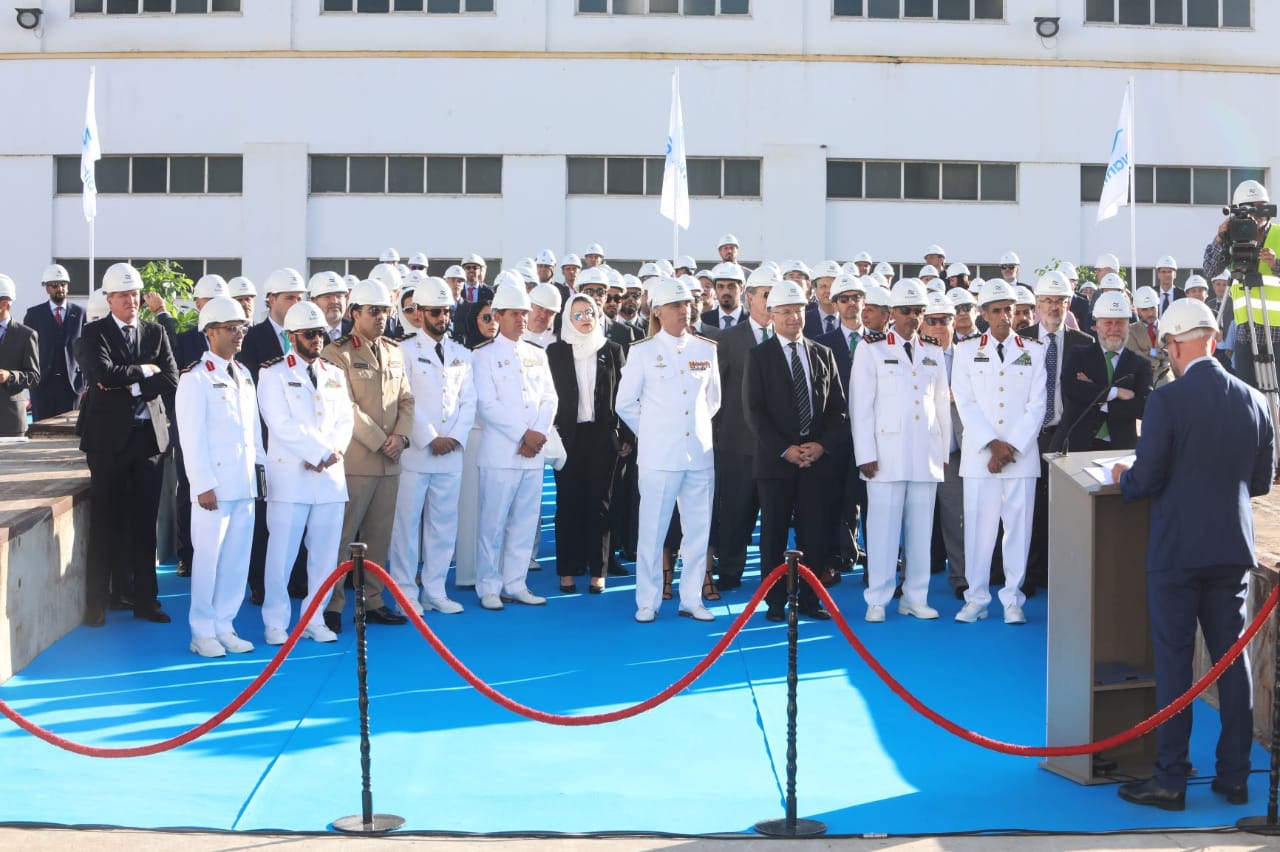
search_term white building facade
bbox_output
[0,0,1273,308]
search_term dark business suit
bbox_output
[603,317,644,560]
[1069,293,1094,338]
[713,319,764,588]
[815,325,868,571]
[1155,286,1186,315]
[702,307,743,332]
[804,305,840,341]
[548,339,628,579]
[1120,357,1274,793]
[1051,345,1152,453]
[77,316,178,616]
[0,320,40,436]
[743,335,849,615]
[168,327,212,571]
[23,301,83,421]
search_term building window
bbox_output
[833,0,1003,20]
[567,156,760,198]
[54,258,241,297]
[308,155,503,195]
[576,0,749,15]
[1080,164,1265,206]
[320,0,494,12]
[55,156,243,194]
[828,159,1016,201]
[73,0,241,13]
[1085,0,1249,27]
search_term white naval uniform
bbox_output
[951,332,1047,610]
[256,352,354,634]
[616,330,721,614]
[388,332,476,612]
[851,330,951,609]
[471,334,558,600]
[176,351,264,642]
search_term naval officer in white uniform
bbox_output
[256,301,354,645]
[616,276,722,623]
[175,296,264,658]
[851,278,951,623]
[951,279,1047,625]
[388,277,477,616]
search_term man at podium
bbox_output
[1112,299,1275,812]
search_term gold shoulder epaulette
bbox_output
[260,355,285,369]
[864,330,887,344]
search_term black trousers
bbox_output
[759,460,834,613]
[86,424,164,611]
[554,421,617,578]
[715,449,759,585]
[838,452,867,568]
[609,452,639,558]
[1024,427,1056,588]
[30,381,78,422]
[174,444,193,566]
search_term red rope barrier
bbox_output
[800,564,1280,757]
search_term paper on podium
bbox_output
[1083,453,1137,485]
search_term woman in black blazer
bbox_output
[546,294,630,593]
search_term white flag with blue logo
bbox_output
[660,69,690,230]
[81,67,102,223]
[1097,81,1133,223]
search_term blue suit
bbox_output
[22,300,84,420]
[1120,356,1274,791]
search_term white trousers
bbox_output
[635,467,713,613]
[962,476,1035,609]
[475,467,542,599]
[453,425,483,587]
[263,501,344,632]
[188,498,254,640]
[388,470,462,612]
[864,479,937,608]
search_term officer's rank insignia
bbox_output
[922,357,938,366]
[1011,352,1032,366]
[973,353,990,363]
[688,360,710,370]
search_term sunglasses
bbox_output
[835,294,864,304]
[571,310,597,322]
[1000,264,1018,270]
[924,316,953,326]
[362,306,389,317]
[581,288,606,298]
[895,307,925,316]
[605,294,623,302]
[295,329,327,341]
[423,307,451,317]
[478,313,495,323]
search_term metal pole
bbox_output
[755,549,826,838]
[332,542,404,835]
[1239,573,1280,834]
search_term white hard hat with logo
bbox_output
[492,282,532,311]
[890,279,928,308]
[717,233,739,249]
[492,270,525,292]
[924,243,946,258]
[284,300,328,332]
[968,277,984,294]
[781,259,812,279]
[536,249,557,267]
[1098,272,1127,291]
[946,287,977,308]
[1058,261,1079,281]
[1158,298,1218,340]
[369,263,404,293]
[946,262,971,278]
[605,267,625,290]
[1132,286,1160,310]
[576,267,608,290]
[1213,269,1231,283]
[403,269,428,289]
[746,266,781,290]
[711,262,745,282]
[102,262,143,294]
[675,255,697,271]
[874,261,894,277]
[560,253,582,269]
[1095,252,1121,270]
[515,258,538,284]
[999,251,1021,267]
[829,273,865,299]
[978,279,1017,305]
[264,267,306,295]
[1156,255,1178,271]
[411,277,453,309]
[0,274,14,301]
[444,265,465,280]
[925,292,955,316]
[42,264,71,284]
[655,259,675,277]
[343,274,361,290]
[682,274,702,295]
[86,288,109,322]
[1092,292,1132,319]
[197,296,246,331]
[649,275,693,307]
[1034,271,1072,298]
[863,283,893,308]
[530,281,563,313]
[461,253,486,268]
[840,261,860,276]
[228,276,257,298]
[1184,274,1208,293]
[638,262,662,280]
[1015,286,1036,306]
[919,264,939,279]
[349,278,393,308]
[193,274,229,300]
[766,279,808,310]
[408,252,429,268]
[1233,180,1270,206]
[853,251,873,264]
[379,248,401,264]
[584,243,605,258]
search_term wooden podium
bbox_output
[1042,450,1156,784]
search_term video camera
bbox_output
[1223,202,1279,286]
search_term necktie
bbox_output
[722,315,732,329]
[789,341,812,437]
[307,363,317,388]
[467,286,475,303]
[848,332,858,357]
[903,340,913,363]
[279,329,291,354]
[54,306,63,327]
[227,362,239,385]
[762,326,771,342]
[435,341,445,364]
[1098,351,1117,440]
[996,341,1005,362]
[1161,292,1170,314]
[1043,333,1058,427]
[122,324,136,356]
[1146,324,1157,347]
[824,315,835,334]
[0,325,6,345]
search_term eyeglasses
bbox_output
[924,316,953,326]
[209,324,248,335]
[580,288,606,298]
[1000,264,1018,270]
[895,307,925,316]
[295,329,327,341]
[424,307,451,318]
[361,306,389,317]
[571,310,597,322]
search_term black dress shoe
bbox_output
[1118,778,1185,811]
[1022,583,1038,599]
[717,577,742,592]
[365,606,408,626]
[1212,778,1249,805]
[607,555,629,576]
[323,611,343,634]
[176,561,191,578]
[620,548,636,561]
[108,595,134,612]
[133,604,171,624]
[800,607,832,621]
[765,606,785,623]
[83,604,107,628]
[288,586,308,600]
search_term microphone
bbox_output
[1057,369,1133,457]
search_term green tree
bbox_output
[137,260,198,332]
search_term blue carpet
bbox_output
[0,471,1268,834]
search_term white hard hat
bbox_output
[369,263,404,293]
[717,233,739,249]
[870,272,890,289]
[924,292,955,316]
[1156,255,1178,271]
[604,266,625,290]
[1034,271,1072,298]
[766,279,808,309]
[1098,272,1127,291]
[492,270,525,292]
[403,269,428,289]
[853,251,873,264]
[945,262,971,278]
[197,295,246,331]
[926,278,945,294]
[873,261,894,277]
[695,269,714,281]
[829,273,865,299]
[840,261,860,276]
[1058,261,1079,281]
[622,274,642,291]
[999,251,1021,267]
[515,258,538,284]
[1079,279,1098,292]
[924,243,946,258]
[493,281,532,311]
[1092,292,1132,320]
[396,263,410,279]
[890,279,928,308]
[584,242,605,257]
[1233,179,1270,206]
[649,276,693,308]
[102,262,143,294]
[675,255,697,271]
[228,276,257,298]
[560,253,582,269]
[193,274,229,300]
[1212,269,1231,283]
[655,259,675,277]
[408,252,429,268]
[821,259,852,279]
[863,283,893,307]
[978,279,1017,306]
[349,278,393,308]
[946,287,977,308]
[461,253,486,267]
[1132,286,1160,310]
[781,259,812,279]
[682,274,702,295]
[412,277,454,309]
[444,265,465,280]
[0,274,14,301]
[745,266,781,290]
[760,260,782,275]
[576,267,608,290]
[711,262,745,283]
[1095,252,1121,270]
[378,248,401,264]
[283,300,328,332]
[1158,298,1218,341]
[919,265,939,279]
[968,277,984,294]
[263,267,306,295]
[343,274,361,289]
[638,262,662,280]
[1184,274,1209,292]
[535,249,557,267]
[86,288,109,322]
[42,263,70,284]
[530,281,563,313]
[1015,286,1037,306]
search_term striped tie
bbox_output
[789,341,812,437]
[1043,333,1058,427]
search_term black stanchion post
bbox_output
[755,549,827,838]
[1239,581,1280,835]
[333,542,405,835]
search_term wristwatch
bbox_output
[399,435,410,449]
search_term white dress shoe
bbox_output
[500,589,547,606]
[678,605,715,622]
[264,626,290,646]
[479,594,505,611]
[190,637,227,658]
[955,602,988,623]
[634,607,656,623]
[865,604,886,623]
[303,624,338,643]
[898,601,939,620]
[528,558,540,571]
[217,633,254,654]
[1004,603,1027,625]
[423,596,463,614]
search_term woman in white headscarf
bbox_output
[546,294,631,594]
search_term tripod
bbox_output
[1235,269,1280,466]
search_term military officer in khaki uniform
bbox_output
[321,278,414,631]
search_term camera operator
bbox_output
[1202,180,1280,390]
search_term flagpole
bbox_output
[1127,76,1137,293]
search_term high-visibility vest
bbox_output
[1230,223,1280,328]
